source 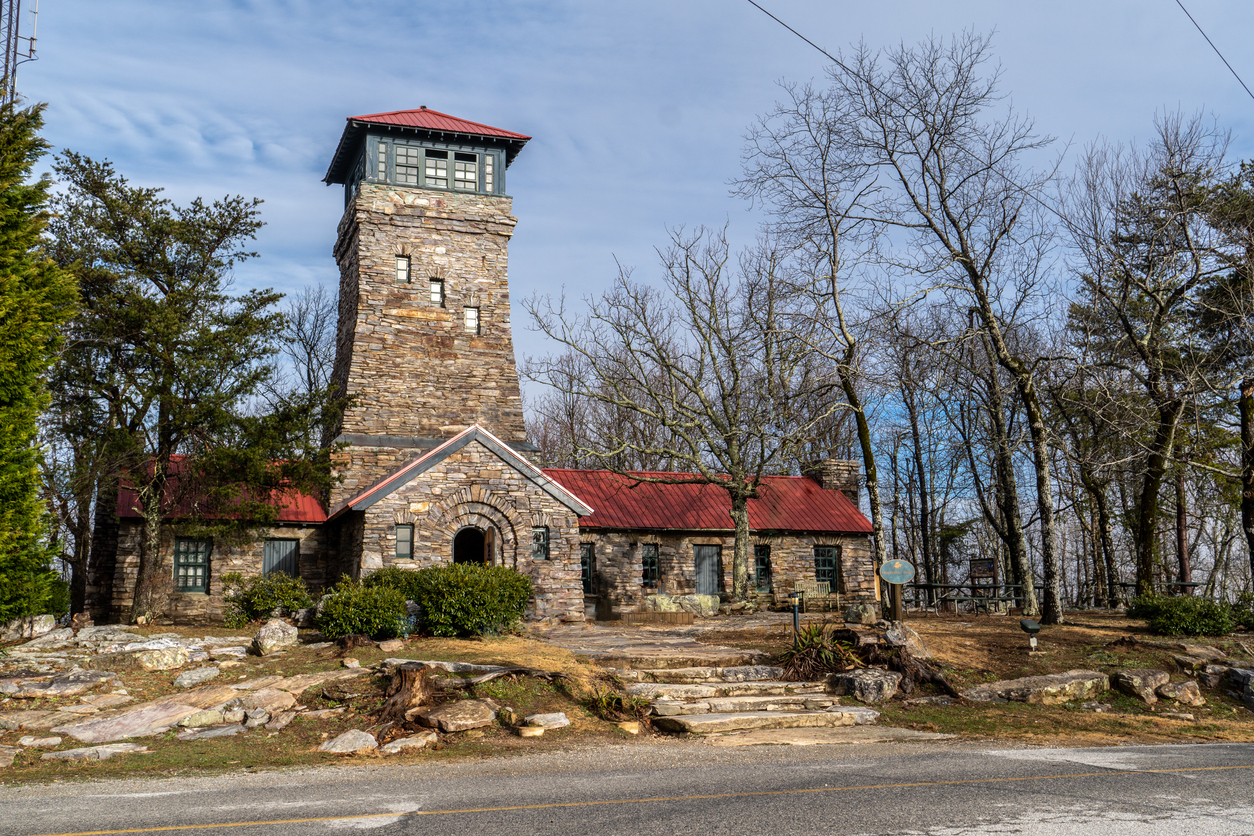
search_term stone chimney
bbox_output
[807,458,861,506]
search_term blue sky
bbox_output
[19,1,1254,364]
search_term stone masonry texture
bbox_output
[328,184,527,508]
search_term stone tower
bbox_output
[323,108,533,506]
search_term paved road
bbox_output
[3,740,1253,836]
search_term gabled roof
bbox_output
[117,458,327,524]
[325,106,531,184]
[541,469,872,535]
[327,425,593,520]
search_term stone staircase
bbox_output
[609,664,881,736]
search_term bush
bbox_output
[1126,593,1166,620]
[1146,596,1234,637]
[314,578,408,640]
[362,565,425,602]
[405,563,532,637]
[1231,592,1254,632]
[778,622,861,680]
[221,572,314,629]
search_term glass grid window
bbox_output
[424,149,449,187]
[532,526,550,560]
[814,545,841,591]
[754,545,772,593]
[464,306,480,334]
[430,279,444,307]
[174,538,211,593]
[453,152,478,190]
[396,524,414,559]
[580,543,595,594]
[642,543,659,587]
[377,142,388,183]
[395,145,421,186]
[396,256,410,283]
[484,154,494,193]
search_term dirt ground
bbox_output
[696,610,1254,746]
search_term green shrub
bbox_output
[221,572,314,629]
[407,563,532,637]
[1146,596,1234,637]
[778,622,861,680]
[314,578,407,640]
[362,565,425,601]
[1126,593,1166,620]
[1231,592,1254,631]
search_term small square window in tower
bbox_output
[641,543,659,587]
[424,149,449,188]
[464,306,480,334]
[395,524,414,559]
[532,526,550,560]
[429,279,444,307]
[395,256,411,284]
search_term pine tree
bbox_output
[0,99,77,621]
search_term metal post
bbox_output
[891,583,904,622]
[789,592,801,637]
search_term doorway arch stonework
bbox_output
[427,488,521,567]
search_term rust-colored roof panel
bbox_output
[116,459,326,525]
[541,470,871,534]
[348,107,530,140]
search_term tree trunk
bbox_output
[1017,379,1064,624]
[1241,377,1254,584]
[377,662,434,725]
[1136,400,1183,595]
[131,464,169,624]
[1176,465,1191,592]
[903,384,934,601]
[729,495,751,601]
[86,475,121,622]
[840,359,888,579]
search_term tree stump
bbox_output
[377,662,435,725]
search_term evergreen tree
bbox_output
[0,99,77,621]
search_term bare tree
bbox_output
[526,227,839,600]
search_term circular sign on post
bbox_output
[878,559,916,585]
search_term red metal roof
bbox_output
[116,459,327,525]
[347,107,530,140]
[542,470,871,534]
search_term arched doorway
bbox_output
[453,527,485,564]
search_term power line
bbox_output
[1173,0,1254,104]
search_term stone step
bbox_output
[653,707,878,735]
[610,665,784,684]
[652,693,836,716]
[626,680,826,700]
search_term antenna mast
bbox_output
[2,0,38,105]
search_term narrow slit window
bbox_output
[581,543,595,595]
[424,149,449,188]
[377,142,388,183]
[483,154,494,193]
[642,543,659,588]
[429,278,444,307]
[754,545,772,593]
[395,524,414,559]
[464,306,480,334]
[532,526,550,560]
[395,256,411,283]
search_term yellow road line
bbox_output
[27,762,1254,836]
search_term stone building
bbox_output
[89,107,878,625]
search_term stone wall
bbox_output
[109,522,331,625]
[582,529,876,617]
[352,439,585,623]
[327,184,528,508]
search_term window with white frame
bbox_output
[395,145,421,186]
[395,256,411,283]
[531,526,550,560]
[424,149,449,188]
[429,278,444,307]
[464,306,480,334]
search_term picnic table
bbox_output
[907,582,1043,615]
